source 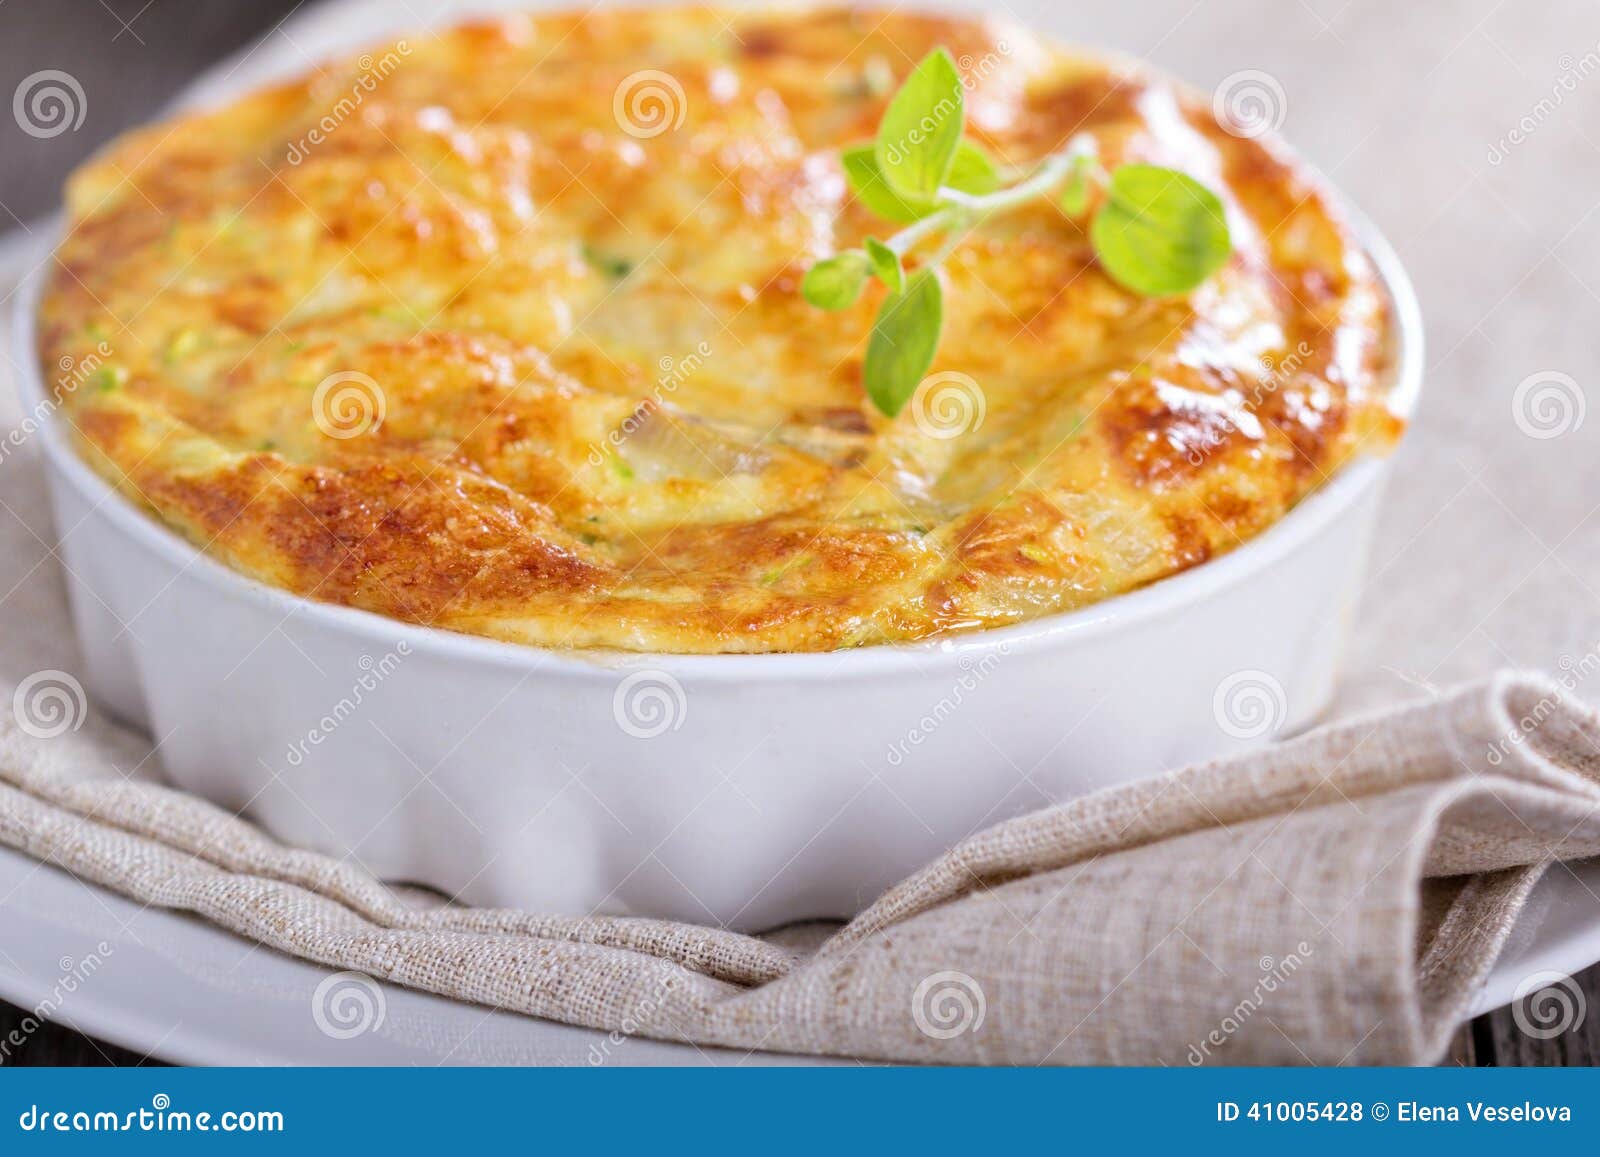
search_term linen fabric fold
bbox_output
[0,671,1593,1064]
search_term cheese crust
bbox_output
[39,6,1400,653]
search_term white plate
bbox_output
[0,846,825,1066]
[0,842,1590,1064]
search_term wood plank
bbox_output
[0,1001,156,1067]
[1475,961,1600,1067]
[1440,1022,1478,1067]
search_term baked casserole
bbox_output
[37,6,1400,653]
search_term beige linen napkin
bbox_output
[0,661,1597,1065]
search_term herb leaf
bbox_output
[802,250,872,310]
[864,269,943,416]
[844,139,1000,223]
[875,49,965,201]
[945,140,1001,195]
[806,45,1235,418]
[864,238,904,293]
[1089,164,1232,297]
[843,146,933,224]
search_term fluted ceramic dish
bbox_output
[14,206,1421,930]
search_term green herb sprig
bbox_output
[804,47,1234,418]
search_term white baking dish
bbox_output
[12,209,1421,931]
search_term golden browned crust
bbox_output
[38,6,1401,653]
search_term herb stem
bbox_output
[884,203,959,256]
[884,136,1095,260]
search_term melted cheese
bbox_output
[38,6,1400,653]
